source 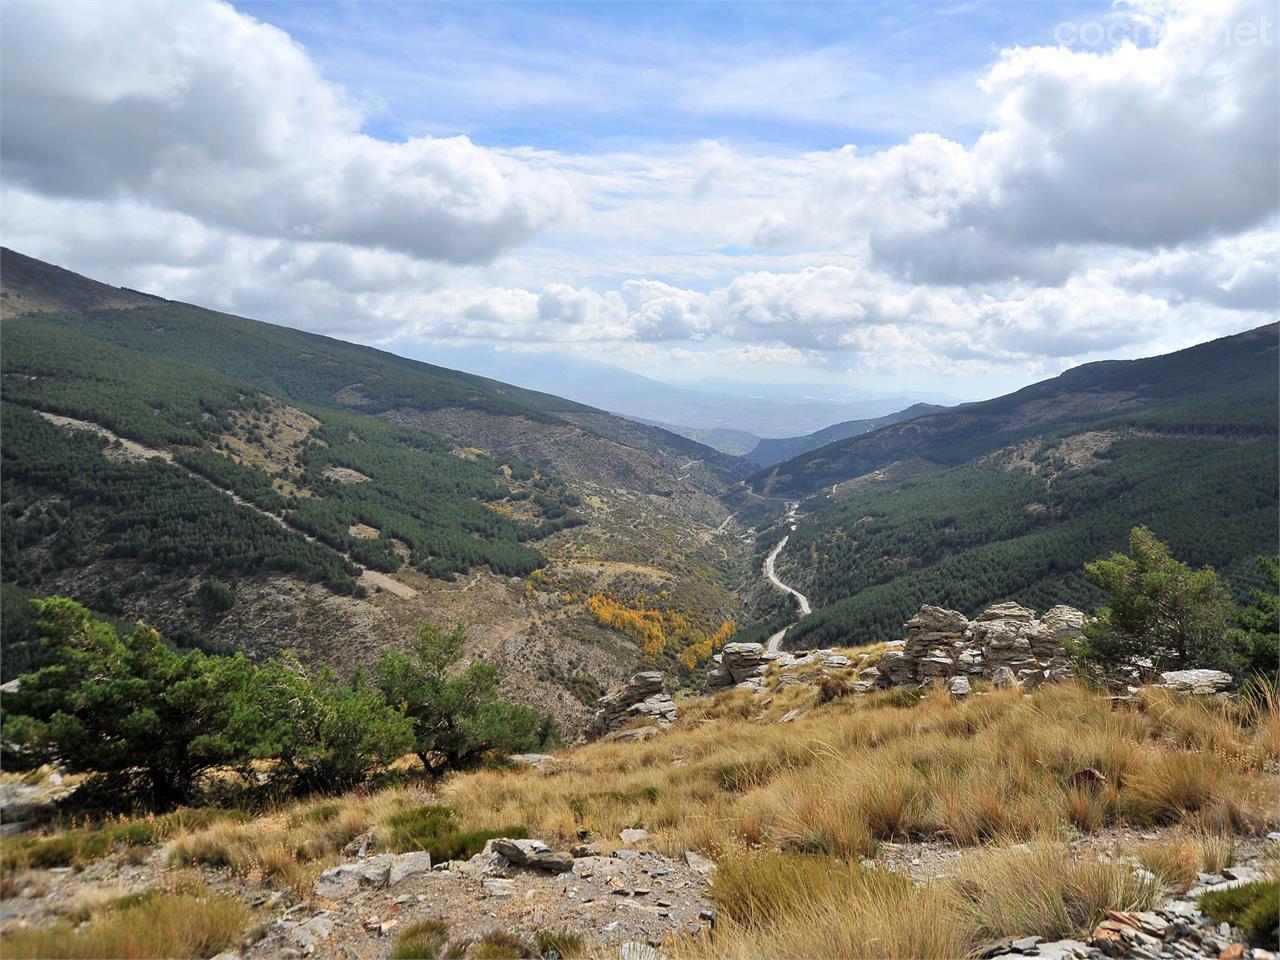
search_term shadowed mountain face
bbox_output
[745,403,946,467]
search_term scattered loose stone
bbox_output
[490,838,573,873]
[683,850,717,876]
[287,915,334,950]
[482,878,515,898]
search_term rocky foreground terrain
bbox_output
[1,603,1276,960]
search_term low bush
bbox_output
[391,919,451,959]
[382,805,528,862]
[1199,881,1280,948]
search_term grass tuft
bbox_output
[391,918,451,959]
[535,928,584,958]
[0,891,250,959]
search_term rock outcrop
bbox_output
[314,850,434,898]
[591,671,677,736]
[707,643,854,693]
[1155,669,1234,696]
[706,642,770,689]
[878,602,1085,690]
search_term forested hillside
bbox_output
[771,326,1280,648]
[0,250,750,733]
[751,325,1278,498]
[0,316,581,585]
[0,250,745,487]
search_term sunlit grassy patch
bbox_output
[0,891,250,959]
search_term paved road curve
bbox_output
[763,502,812,652]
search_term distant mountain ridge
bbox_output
[755,324,1279,650]
[418,342,935,437]
[746,402,945,467]
[751,325,1278,498]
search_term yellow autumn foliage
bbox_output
[585,594,734,664]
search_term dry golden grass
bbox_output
[674,842,1164,959]
[165,786,430,889]
[949,843,1161,942]
[442,681,1277,859]
[8,680,1272,959]
[682,849,970,960]
[1,891,250,959]
[1131,830,1238,893]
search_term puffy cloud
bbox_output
[0,0,570,263]
[770,1,1279,283]
[1,0,1273,393]
[1110,227,1280,311]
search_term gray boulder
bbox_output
[490,838,573,873]
[1155,669,1233,695]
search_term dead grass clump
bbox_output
[0,891,250,959]
[817,676,849,704]
[1134,834,1200,893]
[948,843,1160,943]
[467,930,537,959]
[1132,831,1238,893]
[686,849,971,959]
[1124,751,1234,824]
[166,821,254,871]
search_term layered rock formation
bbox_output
[591,671,677,736]
[706,642,851,692]
[878,602,1085,690]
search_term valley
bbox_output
[2,250,1276,725]
[3,5,1278,959]
[1,259,1277,960]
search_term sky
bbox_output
[1,0,1276,400]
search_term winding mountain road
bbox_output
[762,502,812,652]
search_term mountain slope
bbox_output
[762,326,1279,648]
[0,251,746,490]
[750,325,1278,499]
[746,402,945,467]
[0,250,749,733]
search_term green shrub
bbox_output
[378,621,556,774]
[382,805,527,861]
[1079,527,1238,672]
[1199,881,1279,947]
[391,919,451,959]
[535,929,584,958]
